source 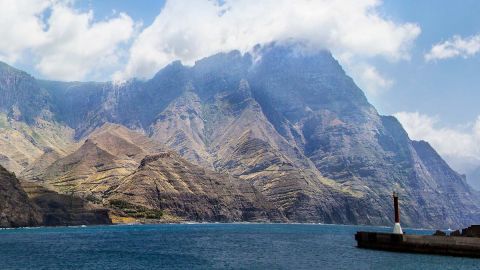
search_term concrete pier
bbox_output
[355,231,480,257]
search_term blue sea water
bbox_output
[0,223,478,270]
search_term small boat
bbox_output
[355,192,480,258]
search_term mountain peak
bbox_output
[254,42,344,73]
[151,60,186,81]
[194,49,246,67]
[0,61,19,72]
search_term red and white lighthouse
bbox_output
[393,192,403,234]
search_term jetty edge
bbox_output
[355,192,480,258]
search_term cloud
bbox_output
[394,111,480,174]
[116,0,421,81]
[0,0,136,80]
[425,34,480,61]
[0,0,50,62]
[0,0,420,86]
[347,64,393,96]
[36,5,135,80]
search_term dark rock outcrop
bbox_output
[459,225,480,237]
[0,166,42,227]
[21,182,111,226]
[1,164,110,228]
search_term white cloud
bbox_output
[425,34,480,61]
[36,5,135,80]
[0,0,50,62]
[0,0,420,86]
[0,0,136,80]
[394,111,480,175]
[116,0,421,81]
[347,64,393,96]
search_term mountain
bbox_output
[1,43,479,228]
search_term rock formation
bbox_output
[0,166,42,227]
[0,165,109,227]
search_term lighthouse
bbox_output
[392,192,403,234]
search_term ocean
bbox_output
[0,223,478,269]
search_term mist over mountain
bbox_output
[1,43,479,228]
[469,167,480,190]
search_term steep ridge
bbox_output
[0,116,78,174]
[149,90,213,169]
[109,151,284,222]
[411,141,479,225]
[38,60,190,138]
[20,148,65,181]
[0,63,78,174]
[0,62,49,123]
[217,131,373,223]
[29,123,165,197]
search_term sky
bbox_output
[0,0,479,181]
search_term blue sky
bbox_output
[0,0,479,179]
[77,0,165,26]
[376,0,480,124]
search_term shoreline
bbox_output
[0,221,437,232]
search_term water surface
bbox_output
[0,224,478,269]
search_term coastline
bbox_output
[0,221,437,232]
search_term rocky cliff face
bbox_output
[0,165,109,227]
[21,181,111,226]
[0,62,50,123]
[0,64,78,174]
[109,151,284,222]
[1,43,479,228]
[0,166,42,227]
